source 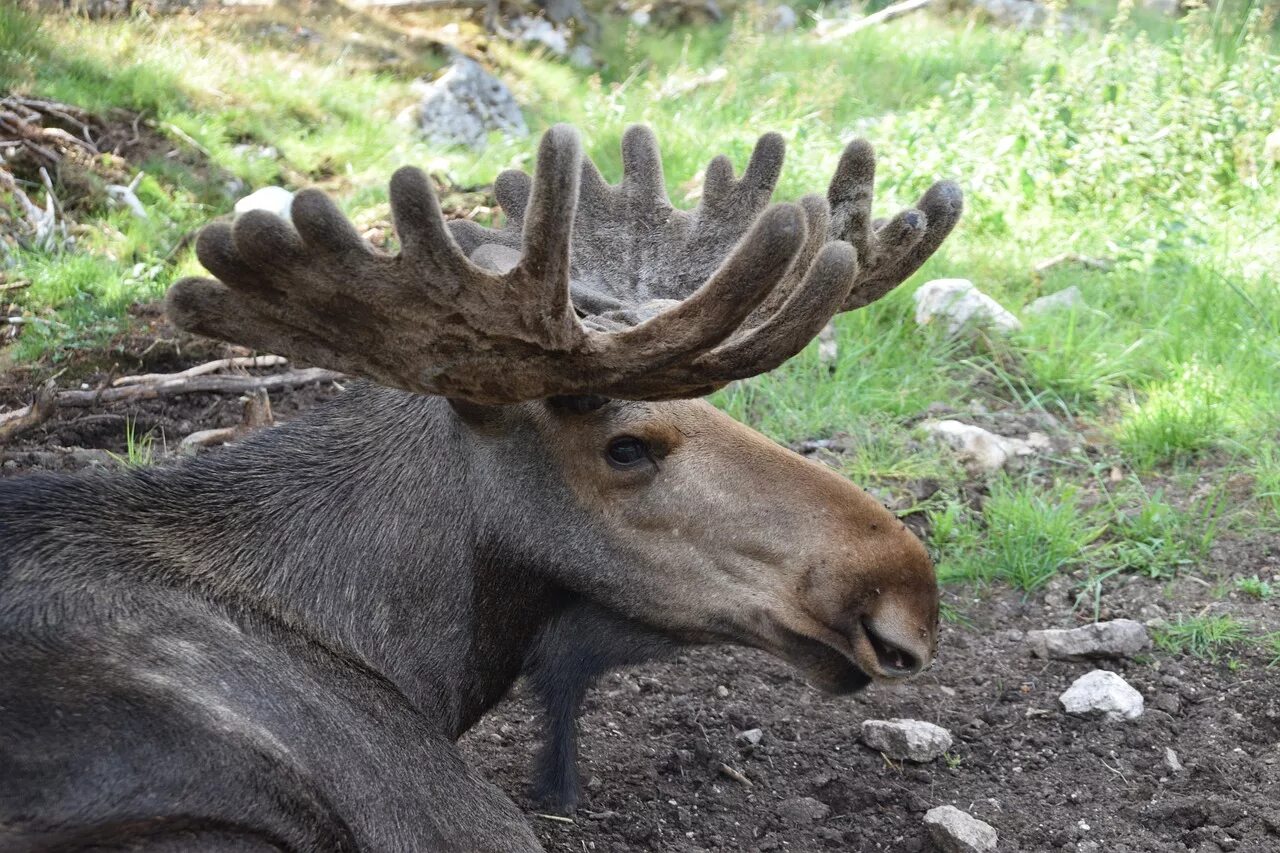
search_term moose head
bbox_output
[166,125,959,697]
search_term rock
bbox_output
[1059,670,1144,722]
[410,55,528,151]
[715,684,730,698]
[919,420,1040,473]
[1265,129,1280,164]
[1165,747,1183,773]
[1140,0,1182,15]
[1026,285,1085,316]
[776,795,830,825]
[923,805,998,853]
[817,321,838,367]
[234,186,294,222]
[737,728,764,746]
[914,279,1021,337]
[861,718,953,762]
[568,44,596,69]
[507,16,570,56]
[766,3,798,31]
[1027,619,1150,660]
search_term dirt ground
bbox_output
[3,334,1279,853]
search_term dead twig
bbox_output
[1031,252,1114,279]
[179,388,274,454]
[815,0,931,42]
[0,380,58,444]
[718,763,753,787]
[59,368,340,408]
[112,355,288,387]
[0,280,31,292]
[0,369,339,445]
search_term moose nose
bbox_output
[862,619,924,676]
[860,597,933,678]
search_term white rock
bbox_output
[1140,0,1181,15]
[920,419,1039,473]
[1164,746,1182,773]
[1265,129,1280,164]
[767,4,798,32]
[1026,285,1085,316]
[861,718,953,762]
[629,8,651,26]
[923,805,998,853]
[1059,670,1144,722]
[817,321,838,367]
[1027,619,1150,660]
[737,728,764,746]
[507,16,570,56]
[411,55,528,151]
[568,44,596,69]
[234,186,294,222]
[914,279,1021,337]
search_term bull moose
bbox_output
[0,124,961,851]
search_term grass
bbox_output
[1152,615,1250,660]
[2,2,1279,615]
[1237,576,1272,601]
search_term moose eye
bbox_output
[605,436,650,469]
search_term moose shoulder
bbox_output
[0,125,960,851]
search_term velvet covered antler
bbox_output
[166,124,961,404]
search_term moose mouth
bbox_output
[771,621,873,695]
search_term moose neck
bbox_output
[123,386,570,737]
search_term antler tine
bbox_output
[618,124,671,207]
[700,132,786,222]
[512,124,581,331]
[827,138,964,310]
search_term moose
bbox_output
[0,124,960,851]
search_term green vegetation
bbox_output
[2,2,1278,628]
[1237,575,1272,601]
[1152,614,1250,660]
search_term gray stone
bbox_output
[817,321,838,367]
[410,55,527,151]
[923,805,998,853]
[507,16,570,56]
[1027,619,1150,660]
[861,718,953,762]
[767,4,798,32]
[234,186,294,222]
[777,796,830,825]
[1059,670,1144,722]
[919,420,1047,473]
[1164,747,1183,773]
[737,728,764,746]
[1026,285,1085,316]
[914,278,1021,337]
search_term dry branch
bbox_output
[58,368,341,408]
[112,355,289,387]
[0,369,340,445]
[1031,252,1114,278]
[814,0,931,42]
[0,380,57,444]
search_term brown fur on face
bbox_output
[532,397,939,693]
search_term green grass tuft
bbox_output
[1152,615,1249,660]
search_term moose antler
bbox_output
[167,124,961,404]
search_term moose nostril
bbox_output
[862,620,921,675]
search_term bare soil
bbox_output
[3,332,1279,853]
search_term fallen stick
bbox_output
[0,380,57,444]
[112,355,289,387]
[1031,252,1114,278]
[59,368,341,408]
[718,763,753,787]
[815,0,931,42]
[0,280,31,292]
[0,369,340,445]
